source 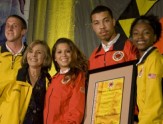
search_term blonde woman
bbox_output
[0,40,52,124]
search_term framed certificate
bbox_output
[84,60,137,124]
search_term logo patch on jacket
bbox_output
[61,76,71,84]
[148,73,157,79]
[112,51,124,61]
[138,68,143,77]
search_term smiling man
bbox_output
[89,5,137,70]
[0,15,27,85]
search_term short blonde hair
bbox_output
[22,40,52,71]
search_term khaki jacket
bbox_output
[0,67,50,124]
[0,44,27,84]
[137,47,163,124]
[0,81,32,124]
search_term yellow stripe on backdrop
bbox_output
[136,0,158,15]
[46,0,75,75]
[33,0,48,40]
[28,0,75,75]
[118,0,158,39]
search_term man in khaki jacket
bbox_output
[0,15,27,87]
[0,15,27,123]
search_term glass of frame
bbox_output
[84,60,137,124]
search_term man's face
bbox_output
[91,11,116,44]
[5,17,26,42]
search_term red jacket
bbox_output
[155,17,163,54]
[89,35,137,70]
[44,72,86,124]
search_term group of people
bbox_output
[0,14,88,124]
[0,5,163,124]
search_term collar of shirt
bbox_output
[136,46,154,65]
[6,42,25,56]
[60,68,70,74]
[102,33,120,52]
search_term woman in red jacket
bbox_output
[44,38,88,124]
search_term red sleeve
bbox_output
[154,17,163,54]
[89,47,98,70]
[61,72,86,124]
[124,40,138,61]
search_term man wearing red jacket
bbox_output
[89,5,137,70]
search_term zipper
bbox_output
[11,54,21,69]
[104,52,106,66]
[46,88,53,124]
[11,55,16,69]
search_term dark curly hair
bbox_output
[52,38,88,80]
[130,14,162,42]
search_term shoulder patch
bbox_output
[112,51,124,61]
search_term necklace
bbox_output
[29,71,41,87]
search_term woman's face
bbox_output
[55,43,72,71]
[27,44,46,69]
[131,22,156,55]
